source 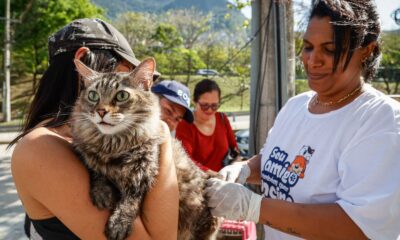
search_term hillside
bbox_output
[91,0,247,30]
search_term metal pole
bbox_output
[249,0,261,156]
[2,0,11,122]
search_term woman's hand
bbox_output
[219,162,251,184]
[205,178,262,222]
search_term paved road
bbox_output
[0,143,26,240]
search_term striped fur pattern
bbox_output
[71,58,218,240]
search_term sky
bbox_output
[238,0,399,31]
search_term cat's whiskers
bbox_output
[118,121,139,136]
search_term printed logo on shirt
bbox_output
[262,145,315,202]
[288,145,315,179]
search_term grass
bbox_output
[165,74,251,112]
[1,74,399,125]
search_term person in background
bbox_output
[176,79,241,175]
[205,0,400,239]
[10,18,178,239]
[151,80,194,133]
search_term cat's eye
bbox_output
[88,91,99,102]
[115,90,130,102]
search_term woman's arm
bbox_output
[207,178,367,240]
[141,121,179,239]
[11,125,178,240]
[260,200,367,239]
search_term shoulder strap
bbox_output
[219,112,225,125]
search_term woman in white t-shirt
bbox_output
[205,0,400,239]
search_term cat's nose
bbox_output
[97,109,107,118]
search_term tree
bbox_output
[12,0,103,91]
[113,12,157,59]
[161,9,211,83]
[163,8,212,50]
[197,38,228,72]
[152,23,183,50]
[378,31,400,94]
[151,23,184,78]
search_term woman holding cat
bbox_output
[10,18,179,239]
[205,0,400,239]
[176,79,241,175]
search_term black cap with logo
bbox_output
[48,18,160,77]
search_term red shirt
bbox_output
[176,112,239,172]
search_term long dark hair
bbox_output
[9,49,121,146]
[309,0,381,82]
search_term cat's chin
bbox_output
[96,123,124,135]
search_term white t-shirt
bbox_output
[260,85,400,240]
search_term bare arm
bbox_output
[259,199,367,239]
[141,121,179,239]
[11,125,178,240]
[209,153,367,239]
[247,154,366,239]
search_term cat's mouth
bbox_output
[98,121,114,127]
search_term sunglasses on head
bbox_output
[198,102,220,111]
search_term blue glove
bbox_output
[205,178,263,223]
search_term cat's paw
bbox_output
[105,214,133,240]
[90,184,117,210]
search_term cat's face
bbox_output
[74,58,157,135]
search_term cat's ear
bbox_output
[74,59,99,86]
[130,57,155,91]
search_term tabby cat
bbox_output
[71,58,219,240]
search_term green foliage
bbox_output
[163,8,212,49]
[113,12,157,58]
[227,0,251,11]
[152,23,183,50]
[7,0,104,90]
[381,32,400,66]
[374,31,400,94]
[295,79,310,94]
[197,42,229,71]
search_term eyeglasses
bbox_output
[198,102,220,111]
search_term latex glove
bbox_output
[206,178,263,223]
[219,163,251,184]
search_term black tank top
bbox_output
[24,214,80,240]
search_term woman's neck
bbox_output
[194,111,214,124]
[194,111,216,136]
[308,84,365,114]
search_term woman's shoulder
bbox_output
[12,126,81,178]
[354,85,400,121]
[14,127,71,158]
[362,85,400,109]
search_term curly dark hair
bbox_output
[310,0,381,82]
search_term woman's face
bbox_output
[301,16,364,99]
[195,90,220,120]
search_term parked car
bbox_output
[235,129,249,158]
[196,69,219,76]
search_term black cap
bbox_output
[48,18,160,77]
